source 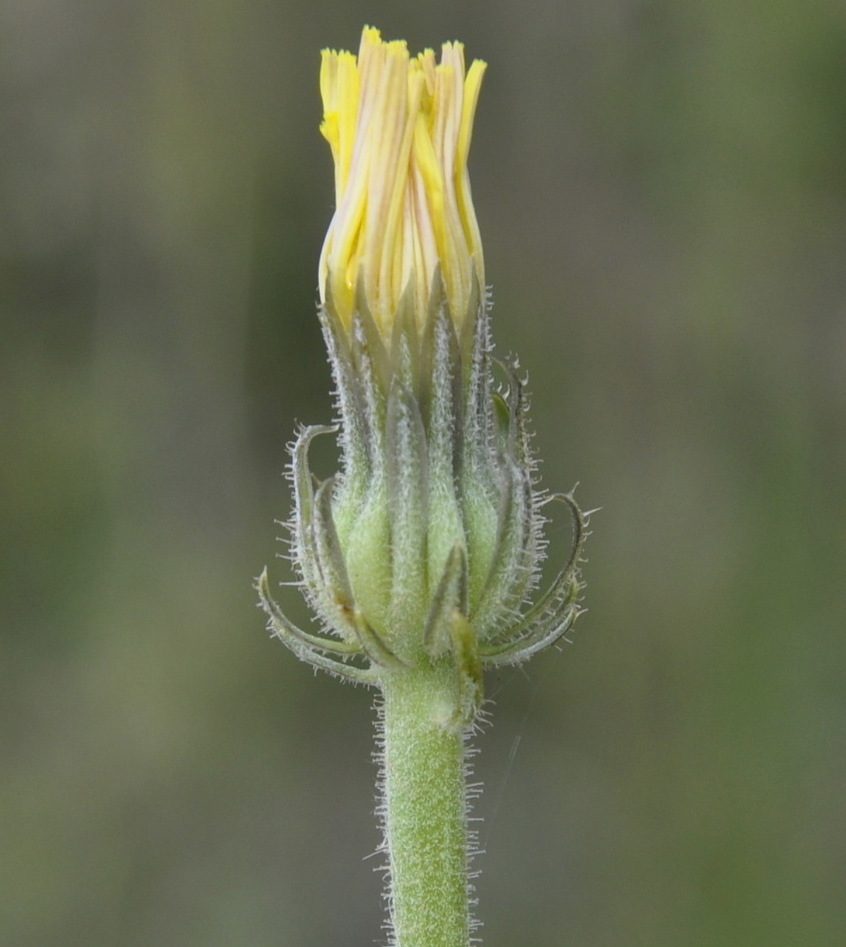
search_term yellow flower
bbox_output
[318,26,486,336]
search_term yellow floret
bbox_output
[318,26,486,335]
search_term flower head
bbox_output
[259,27,587,728]
[319,26,486,336]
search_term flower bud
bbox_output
[258,27,586,724]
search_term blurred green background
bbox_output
[3,0,845,944]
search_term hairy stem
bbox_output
[378,664,474,947]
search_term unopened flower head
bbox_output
[319,26,486,336]
[259,27,587,729]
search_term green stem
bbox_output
[378,664,473,947]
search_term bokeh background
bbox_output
[3,0,845,944]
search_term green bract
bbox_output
[258,275,586,726]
